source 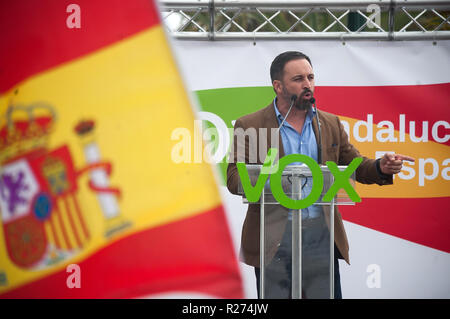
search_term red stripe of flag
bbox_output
[0,205,243,299]
[0,0,160,93]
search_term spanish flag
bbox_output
[0,0,243,298]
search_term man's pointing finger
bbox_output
[395,154,415,162]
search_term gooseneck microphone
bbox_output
[311,97,323,164]
[277,94,297,133]
[277,93,322,164]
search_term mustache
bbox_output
[299,88,313,98]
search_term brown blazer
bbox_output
[226,102,392,267]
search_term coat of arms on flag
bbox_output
[0,103,128,270]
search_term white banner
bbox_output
[172,39,450,298]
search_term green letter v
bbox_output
[236,148,278,202]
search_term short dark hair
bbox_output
[270,51,312,83]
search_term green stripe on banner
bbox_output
[195,87,275,183]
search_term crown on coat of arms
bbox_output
[0,103,56,164]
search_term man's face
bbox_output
[274,58,315,110]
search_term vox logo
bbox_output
[237,148,362,209]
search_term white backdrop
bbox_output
[171,39,450,299]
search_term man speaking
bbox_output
[226,51,414,299]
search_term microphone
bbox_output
[277,92,322,164]
[277,94,297,132]
[311,97,322,164]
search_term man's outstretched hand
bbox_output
[380,153,415,175]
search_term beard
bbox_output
[294,96,313,111]
[292,88,313,111]
[281,86,314,111]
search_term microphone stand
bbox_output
[277,95,297,133]
[311,97,322,164]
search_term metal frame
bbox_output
[291,170,302,299]
[159,0,450,41]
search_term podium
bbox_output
[238,164,356,299]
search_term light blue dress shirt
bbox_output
[273,98,321,220]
